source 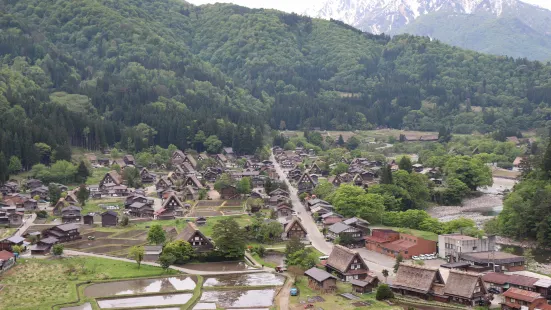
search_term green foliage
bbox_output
[76,184,89,206]
[398,156,413,173]
[8,156,22,174]
[52,244,64,256]
[128,246,145,269]
[204,135,223,154]
[444,156,493,190]
[159,253,176,271]
[162,240,195,264]
[122,166,142,188]
[393,254,403,273]
[35,210,48,219]
[376,284,394,300]
[120,215,129,226]
[285,236,305,257]
[212,217,246,259]
[380,165,393,185]
[76,161,90,184]
[313,180,335,199]
[330,184,385,223]
[254,220,283,243]
[48,183,61,205]
[330,163,349,175]
[147,224,166,245]
[214,173,233,192]
[249,245,266,257]
[236,177,252,195]
[286,248,319,270]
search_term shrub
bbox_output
[52,244,64,256]
[376,284,394,300]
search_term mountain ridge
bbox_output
[307,0,551,60]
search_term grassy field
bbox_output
[0,257,176,310]
[492,168,520,179]
[290,277,400,310]
[86,167,110,185]
[0,228,16,239]
[370,225,438,242]
[81,198,123,215]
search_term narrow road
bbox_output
[271,153,332,255]
[14,213,37,237]
[64,249,265,275]
[271,152,395,281]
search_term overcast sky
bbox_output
[188,0,551,14]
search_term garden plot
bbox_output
[112,230,147,239]
[195,201,223,208]
[67,238,144,250]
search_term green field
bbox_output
[370,225,438,241]
[0,257,176,310]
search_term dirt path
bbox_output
[275,274,293,310]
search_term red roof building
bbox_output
[501,288,546,310]
[365,229,436,259]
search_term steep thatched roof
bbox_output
[444,270,486,299]
[177,222,211,246]
[326,245,366,273]
[284,218,306,234]
[392,263,444,294]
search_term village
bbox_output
[0,129,544,310]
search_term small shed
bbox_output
[304,267,337,293]
[101,211,119,227]
[196,217,207,226]
[351,276,379,293]
[144,245,163,262]
[83,213,94,225]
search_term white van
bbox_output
[319,256,329,261]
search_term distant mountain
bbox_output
[307,0,551,60]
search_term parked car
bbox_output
[488,288,501,294]
[412,256,420,260]
[290,287,299,296]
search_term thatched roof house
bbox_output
[443,270,488,306]
[391,263,446,300]
[325,245,369,281]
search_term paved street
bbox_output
[14,213,36,237]
[270,152,395,281]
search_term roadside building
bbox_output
[460,251,525,272]
[325,245,369,282]
[438,234,496,262]
[501,288,547,310]
[304,267,337,293]
[351,276,379,294]
[443,270,489,306]
[392,263,447,301]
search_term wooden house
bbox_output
[276,203,293,218]
[61,205,82,223]
[25,179,43,190]
[42,223,81,243]
[327,175,344,187]
[53,198,68,217]
[183,154,197,168]
[144,245,163,262]
[0,236,25,252]
[31,186,48,201]
[297,173,317,194]
[351,276,379,293]
[444,270,488,306]
[501,288,547,310]
[219,185,239,200]
[283,218,307,240]
[343,217,370,234]
[391,263,447,301]
[269,188,289,197]
[123,155,135,166]
[101,211,119,227]
[309,163,322,175]
[304,267,337,293]
[155,177,172,191]
[184,176,204,189]
[325,245,369,281]
[196,217,207,226]
[83,213,94,225]
[321,212,343,227]
[0,250,16,271]
[99,170,123,189]
[156,194,186,220]
[182,185,199,201]
[171,150,186,165]
[140,168,156,184]
[327,222,364,246]
[177,222,214,252]
[128,201,154,218]
[30,236,59,255]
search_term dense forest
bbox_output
[2,0,551,169]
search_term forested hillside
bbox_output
[2,0,551,170]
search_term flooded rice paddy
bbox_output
[199,289,276,308]
[84,276,197,298]
[261,251,285,266]
[97,293,193,309]
[193,303,217,310]
[67,238,144,249]
[203,273,285,287]
[183,261,254,272]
